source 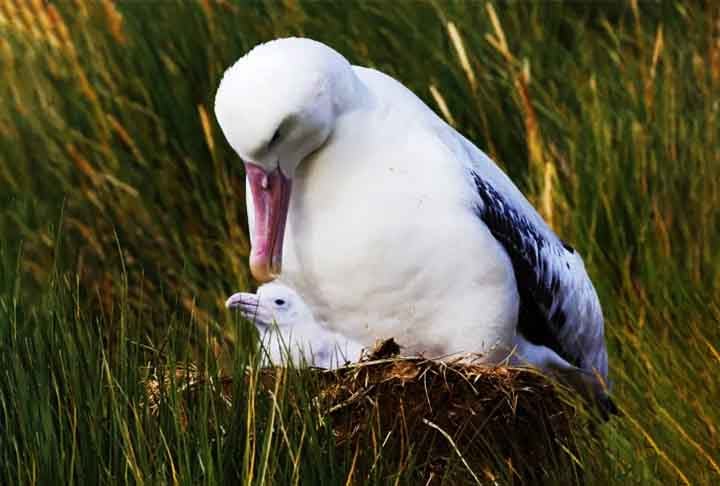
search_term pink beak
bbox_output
[245,163,292,283]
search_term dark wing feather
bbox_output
[431,124,608,380]
[469,170,608,379]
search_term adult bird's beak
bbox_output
[244,163,292,283]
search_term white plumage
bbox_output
[226,282,364,369]
[215,38,612,408]
[228,280,603,400]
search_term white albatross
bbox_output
[226,282,364,369]
[215,38,614,412]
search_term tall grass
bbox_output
[1,0,719,484]
[0,241,352,485]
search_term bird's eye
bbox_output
[268,126,282,148]
[274,299,286,306]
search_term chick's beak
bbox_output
[226,291,272,326]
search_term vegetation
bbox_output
[1,0,718,484]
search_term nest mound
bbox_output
[147,341,589,483]
[318,352,582,482]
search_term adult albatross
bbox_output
[215,38,612,407]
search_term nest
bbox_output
[319,344,583,483]
[146,340,589,484]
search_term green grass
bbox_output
[1,0,719,484]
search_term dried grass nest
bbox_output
[146,340,595,483]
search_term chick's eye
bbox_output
[274,299,286,306]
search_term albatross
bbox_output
[215,38,612,410]
[226,281,364,368]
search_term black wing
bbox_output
[470,170,608,378]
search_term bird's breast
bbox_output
[279,113,519,355]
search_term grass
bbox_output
[1,0,719,484]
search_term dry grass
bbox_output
[322,359,581,484]
[145,341,591,485]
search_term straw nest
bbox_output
[146,340,590,483]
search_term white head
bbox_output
[215,38,362,282]
[225,281,316,331]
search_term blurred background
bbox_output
[1,1,719,483]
